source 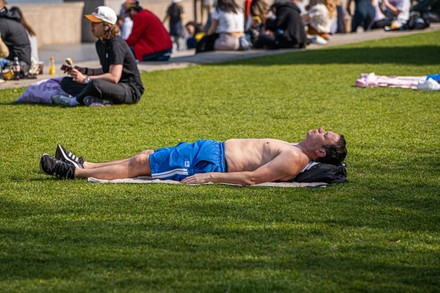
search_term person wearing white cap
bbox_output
[52,6,144,107]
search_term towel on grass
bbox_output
[355,73,440,90]
[88,176,328,188]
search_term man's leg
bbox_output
[60,77,87,96]
[53,77,86,106]
[142,49,172,61]
[75,151,152,179]
[83,150,154,169]
[76,79,131,104]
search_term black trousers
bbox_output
[254,34,301,50]
[60,77,139,104]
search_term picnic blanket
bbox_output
[355,73,440,90]
[88,176,328,188]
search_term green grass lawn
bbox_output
[1,31,439,292]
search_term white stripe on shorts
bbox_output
[151,168,189,179]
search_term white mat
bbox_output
[88,176,328,188]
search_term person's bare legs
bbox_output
[75,151,152,180]
[83,150,154,169]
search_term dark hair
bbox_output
[126,1,143,13]
[318,134,347,165]
[215,0,241,14]
[185,21,203,33]
[10,6,36,36]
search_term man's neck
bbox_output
[295,141,317,161]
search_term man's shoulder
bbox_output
[271,148,310,181]
[279,145,310,168]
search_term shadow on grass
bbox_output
[0,208,438,291]
[223,46,440,66]
[0,101,55,107]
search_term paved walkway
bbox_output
[2,23,439,90]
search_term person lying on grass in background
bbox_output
[52,6,144,107]
[40,128,347,186]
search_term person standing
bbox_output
[163,0,186,51]
[52,6,144,107]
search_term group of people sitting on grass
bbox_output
[195,0,436,51]
[0,0,42,83]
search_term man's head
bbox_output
[0,0,6,9]
[126,1,143,17]
[84,6,117,25]
[84,6,120,41]
[319,134,347,165]
[306,128,347,165]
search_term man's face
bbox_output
[0,0,6,9]
[306,128,340,149]
[90,22,105,38]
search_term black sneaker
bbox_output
[40,154,75,179]
[55,144,84,168]
[83,96,113,107]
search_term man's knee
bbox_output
[60,76,74,90]
[140,150,154,156]
[129,152,151,173]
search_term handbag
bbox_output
[239,35,252,50]
[196,33,219,53]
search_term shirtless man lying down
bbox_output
[40,128,347,186]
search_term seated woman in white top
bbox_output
[207,0,244,50]
[373,0,410,28]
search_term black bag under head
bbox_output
[293,162,348,184]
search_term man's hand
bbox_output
[70,68,86,84]
[181,173,212,185]
[74,66,87,74]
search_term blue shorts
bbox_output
[149,140,226,181]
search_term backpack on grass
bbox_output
[292,162,348,184]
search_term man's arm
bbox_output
[181,151,305,186]
[382,0,401,16]
[71,64,123,84]
[207,19,219,35]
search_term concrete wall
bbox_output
[17,2,84,46]
[15,0,196,45]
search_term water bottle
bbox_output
[13,57,21,80]
[49,56,55,75]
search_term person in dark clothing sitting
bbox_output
[0,0,31,75]
[254,0,307,49]
[412,0,440,22]
[52,6,144,107]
